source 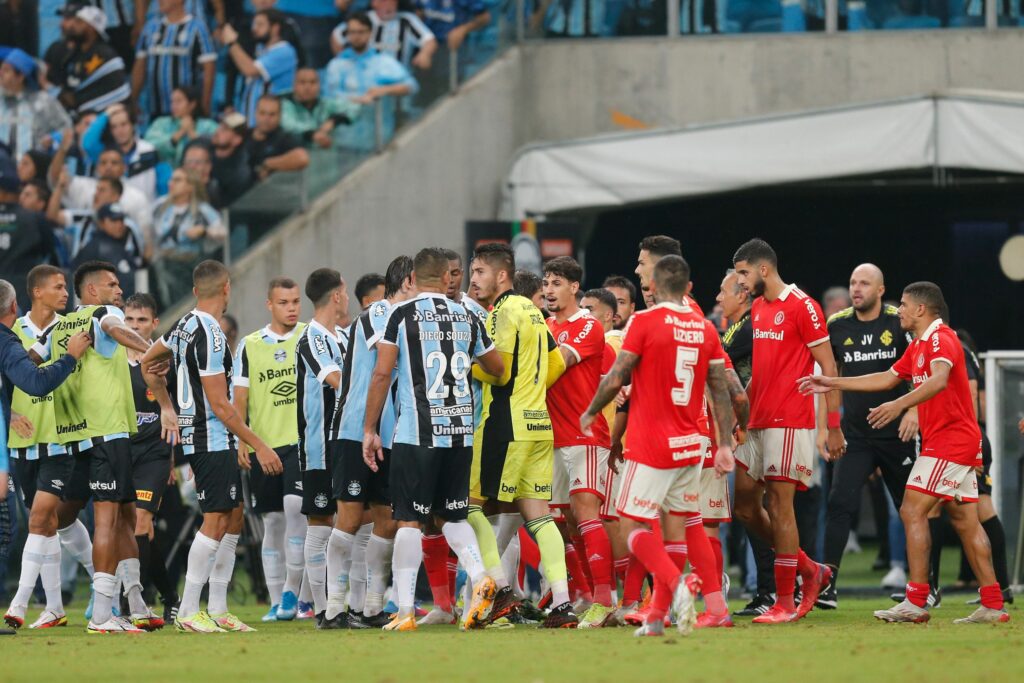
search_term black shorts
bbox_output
[13,454,75,509]
[67,450,92,503]
[390,443,472,523]
[248,445,303,514]
[301,468,334,517]
[131,441,171,514]
[84,438,136,503]
[331,440,390,505]
[190,450,242,513]
[978,432,994,496]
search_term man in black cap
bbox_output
[71,202,144,297]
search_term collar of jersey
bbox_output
[308,317,342,340]
[776,284,797,301]
[162,13,195,25]
[492,290,513,308]
[20,313,58,338]
[650,301,692,313]
[567,308,589,323]
[921,318,944,342]
[190,308,220,326]
[261,325,298,342]
[411,292,445,303]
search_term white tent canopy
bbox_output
[500,91,1024,219]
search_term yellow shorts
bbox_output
[471,434,554,503]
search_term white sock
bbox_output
[120,557,148,616]
[91,572,117,624]
[442,521,487,584]
[299,571,312,604]
[40,535,64,614]
[179,532,220,618]
[11,533,47,609]
[58,520,94,577]
[364,533,394,617]
[303,526,332,615]
[348,523,372,613]
[326,529,355,620]
[283,495,306,595]
[501,534,525,599]
[261,511,286,606]
[392,527,422,618]
[496,513,522,555]
[113,562,124,610]
[208,533,240,615]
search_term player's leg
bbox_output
[872,482,939,623]
[364,503,396,622]
[821,437,875,606]
[385,443,435,631]
[208,504,251,630]
[700,465,732,595]
[278,446,306,620]
[56,452,94,581]
[249,446,286,621]
[567,446,615,611]
[976,494,1011,600]
[323,441,365,625]
[420,521,456,621]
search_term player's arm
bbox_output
[706,362,736,475]
[808,342,846,461]
[471,307,513,386]
[580,349,638,435]
[799,369,903,395]
[546,344,566,387]
[142,369,179,446]
[472,351,513,386]
[101,316,151,354]
[200,372,282,475]
[725,367,749,435]
[608,409,628,473]
[867,361,951,430]
[363,342,398,469]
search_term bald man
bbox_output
[817,264,919,609]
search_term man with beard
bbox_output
[55,7,131,114]
[223,9,299,126]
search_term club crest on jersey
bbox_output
[917,354,925,368]
[880,330,894,346]
[372,302,387,318]
[774,312,785,326]
[557,331,568,344]
[274,349,287,363]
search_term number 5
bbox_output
[672,347,699,406]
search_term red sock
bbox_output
[622,554,647,604]
[421,534,452,612]
[708,535,724,579]
[614,557,629,586]
[628,529,681,622]
[569,535,595,592]
[797,548,817,579]
[519,527,540,569]
[979,583,1004,610]
[663,540,688,572]
[579,519,614,606]
[906,582,930,608]
[685,516,721,593]
[564,542,592,601]
[774,553,799,610]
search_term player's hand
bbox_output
[0,473,7,501]
[797,375,834,395]
[898,408,919,442]
[714,444,735,476]
[815,429,829,459]
[147,360,170,377]
[237,446,251,471]
[167,461,176,485]
[10,413,34,439]
[580,412,596,437]
[66,331,92,359]
[221,22,239,45]
[255,445,282,476]
[160,410,180,446]
[609,441,624,474]
[733,425,746,446]
[867,401,902,431]
[614,385,631,408]
[363,431,383,471]
[825,427,846,462]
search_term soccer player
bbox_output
[601,275,636,331]
[294,268,350,626]
[513,269,545,311]
[326,257,415,629]
[800,282,1009,624]
[141,260,283,633]
[354,273,386,310]
[582,255,736,636]
[464,243,578,629]
[362,248,504,632]
[730,239,843,624]
[818,264,917,609]
[124,294,181,625]
[4,266,80,629]
[38,261,166,633]
[542,256,617,626]
[233,278,306,623]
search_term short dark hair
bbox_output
[414,248,450,283]
[733,238,777,268]
[582,288,617,313]
[27,264,64,297]
[125,292,159,317]
[173,84,204,117]
[638,235,681,259]
[97,176,123,196]
[473,242,515,278]
[183,139,213,162]
[385,256,413,299]
[349,11,373,30]
[903,281,946,317]
[256,8,287,28]
[602,275,636,304]
[653,255,691,297]
[99,148,124,161]
[305,268,343,308]
[193,260,230,298]
[268,277,298,298]
[443,248,462,264]
[257,93,281,110]
[73,260,117,297]
[542,256,582,284]
[513,269,542,299]
[23,179,51,205]
[355,273,386,303]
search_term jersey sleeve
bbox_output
[927,328,958,369]
[797,296,830,348]
[365,302,391,348]
[890,344,914,380]
[92,305,125,359]
[305,331,341,384]
[471,314,494,358]
[561,316,602,363]
[705,321,727,365]
[256,45,294,84]
[381,305,403,347]
[194,20,217,63]
[490,306,517,355]
[233,338,250,387]
[723,318,752,364]
[196,318,228,377]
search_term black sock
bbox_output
[928,517,944,588]
[982,516,1010,589]
[135,534,152,597]
[148,533,176,601]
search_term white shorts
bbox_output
[905,456,979,503]
[599,460,623,520]
[700,467,731,522]
[735,428,815,491]
[551,445,609,508]
[615,460,700,522]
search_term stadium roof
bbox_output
[500,91,1024,218]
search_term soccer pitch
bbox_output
[2,597,1020,683]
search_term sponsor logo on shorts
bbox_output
[766,465,777,473]
[796,464,813,476]
[683,493,699,503]
[347,481,362,496]
[500,482,518,495]
[572,478,582,487]
[941,478,961,490]
[913,475,923,484]
[533,483,551,494]
[315,493,329,508]
[413,501,431,515]
[51,479,64,489]
[631,496,658,511]
[90,480,117,491]
[445,498,468,511]
[136,489,153,502]
[197,490,206,501]
[296,481,304,491]
[707,499,725,508]
[230,485,238,500]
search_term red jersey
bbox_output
[890,320,981,466]
[621,301,726,470]
[547,310,609,448]
[748,284,829,429]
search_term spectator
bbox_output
[16,150,51,186]
[0,0,37,54]
[181,139,222,208]
[141,0,227,29]
[70,201,145,297]
[143,85,217,164]
[246,94,309,181]
[331,0,437,72]
[132,0,217,120]
[63,110,98,178]
[822,285,852,317]
[151,167,225,305]
[55,6,132,113]
[222,0,305,109]
[354,272,385,309]
[223,8,299,126]
[0,147,60,312]
[48,171,147,263]
[280,68,356,149]
[210,112,253,205]
[532,0,605,36]
[325,13,417,151]
[275,0,340,68]
[82,103,159,202]
[77,1,149,68]
[19,179,51,214]
[42,4,82,91]
[0,48,73,162]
